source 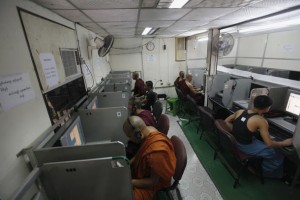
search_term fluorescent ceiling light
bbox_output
[197,37,208,42]
[239,19,300,33]
[169,0,189,8]
[142,27,152,35]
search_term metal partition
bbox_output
[206,73,230,98]
[34,141,125,166]
[188,68,206,88]
[103,83,131,92]
[105,77,131,85]
[222,79,251,108]
[97,91,130,108]
[79,107,128,143]
[40,157,133,200]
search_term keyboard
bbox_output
[269,132,294,152]
[268,117,296,134]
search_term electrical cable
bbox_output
[84,62,95,89]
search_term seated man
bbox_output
[123,116,176,200]
[132,71,146,97]
[141,81,157,111]
[126,97,157,159]
[225,95,292,179]
[174,71,185,88]
[128,97,156,127]
[179,73,203,105]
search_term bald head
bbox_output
[186,74,193,81]
[123,116,146,143]
[132,71,139,80]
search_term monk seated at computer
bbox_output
[179,73,204,105]
[123,116,176,200]
[126,97,157,160]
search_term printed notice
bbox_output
[0,73,36,111]
[147,54,156,63]
[39,53,59,87]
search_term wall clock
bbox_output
[146,42,155,51]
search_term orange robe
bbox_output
[131,131,176,200]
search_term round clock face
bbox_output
[146,42,155,51]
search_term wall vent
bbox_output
[60,49,80,77]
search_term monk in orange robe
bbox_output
[123,116,176,200]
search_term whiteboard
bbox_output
[20,11,79,92]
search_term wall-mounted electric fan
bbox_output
[212,33,234,57]
[88,35,114,58]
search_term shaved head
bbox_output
[123,116,146,143]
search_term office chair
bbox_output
[197,106,215,140]
[184,95,201,127]
[156,114,170,135]
[175,87,187,117]
[158,135,187,200]
[214,119,264,188]
[152,101,163,122]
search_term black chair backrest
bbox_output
[171,136,187,182]
[175,87,186,101]
[156,114,170,135]
[214,119,240,159]
[152,101,163,121]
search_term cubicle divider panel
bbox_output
[103,83,131,92]
[206,73,230,98]
[222,79,251,108]
[79,107,128,144]
[97,91,130,108]
[34,141,126,166]
[106,77,131,84]
[40,157,133,200]
[188,68,206,88]
[111,70,131,74]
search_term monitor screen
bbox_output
[60,117,85,146]
[87,96,98,109]
[285,91,300,117]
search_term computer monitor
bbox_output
[87,96,98,109]
[284,90,300,118]
[60,117,85,146]
[248,82,267,98]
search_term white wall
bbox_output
[0,0,106,198]
[76,25,111,88]
[110,38,186,97]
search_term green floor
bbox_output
[178,118,300,200]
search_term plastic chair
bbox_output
[214,119,264,188]
[156,114,170,135]
[166,97,178,116]
[152,101,163,122]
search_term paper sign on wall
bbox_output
[0,73,36,111]
[147,54,157,63]
[39,53,59,88]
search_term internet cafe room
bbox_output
[1,0,300,200]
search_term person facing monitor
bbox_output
[123,116,176,200]
[225,95,292,179]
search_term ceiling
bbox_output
[30,0,300,38]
